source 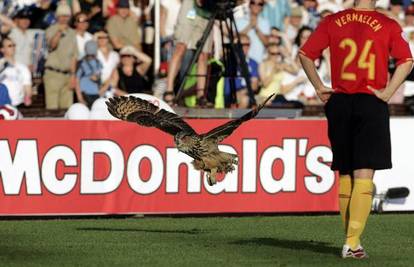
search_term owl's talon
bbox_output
[206,168,217,186]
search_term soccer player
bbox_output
[299,0,413,259]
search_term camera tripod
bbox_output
[174,2,257,107]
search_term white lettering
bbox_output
[80,140,124,194]
[0,140,41,195]
[42,146,77,195]
[127,145,163,194]
[166,148,201,193]
[304,147,335,194]
[242,139,257,192]
[260,139,296,194]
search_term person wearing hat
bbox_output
[9,8,35,68]
[286,6,304,42]
[74,11,93,60]
[43,3,78,110]
[75,40,105,108]
[112,45,152,96]
[106,0,142,51]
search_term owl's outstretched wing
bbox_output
[201,93,274,142]
[106,96,196,136]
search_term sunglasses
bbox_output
[98,36,109,39]
[6,44,16,48]
[267,42,279,47]
[250,1,264,6]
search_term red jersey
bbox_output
[300,8,413,94]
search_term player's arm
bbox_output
[298,16,333,102]
[299,53,333,103]
[368,61,413,102]
[369,21,414,102]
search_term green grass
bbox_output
[0,214,413,266]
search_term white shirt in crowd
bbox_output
[97,50,120,82]
[9,28,35,67]
[161,0,182,37]
[76,32,93,60]
[0,62,32,106]
[281,69,316,101]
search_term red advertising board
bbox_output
[0,120,338,215]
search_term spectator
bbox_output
[0,38,32,107]
[236,0,270,64]
[291,26,313,61]
[225,34,259,108]
[404,4,414,27]
[160,0,181,62]
[270,27,293,59]
[302,0,320,29]
[0,83,12,105]
[389,0,404,25]
[261,0,291,30]
[75,40,105,107]
[160,0,181,40]
[62,0,81,14]
[286,6,304,42]
[163,0,213,107]
[29,0,57,30]
[74,11,93,60]
[8,8,35,68]
[78,0,106,33]
[258,43,285,104]
[287,26,323,104]
[277,71,307,107]
[43,3,78,110]
[106,0,142,51]
[113,45,152,95]
[95,29,119,97]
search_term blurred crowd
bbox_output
[0,0,414,116]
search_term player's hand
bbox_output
[315,86,334,103]
[367,86,392,102]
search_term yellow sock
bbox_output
[346,179,373,249]
[338,175,352,232]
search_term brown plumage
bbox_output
[106,94,274,185]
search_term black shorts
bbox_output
[324,93,392,173]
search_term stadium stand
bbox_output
[0,0,413,118]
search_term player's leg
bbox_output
[338,172,352,232]
[324,94,353,229]
[346,169,374,251]
[343,94,392,258]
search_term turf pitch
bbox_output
[0,214,413,266]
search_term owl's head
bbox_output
[174,131,194,152]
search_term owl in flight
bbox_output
[106,94,274,186]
